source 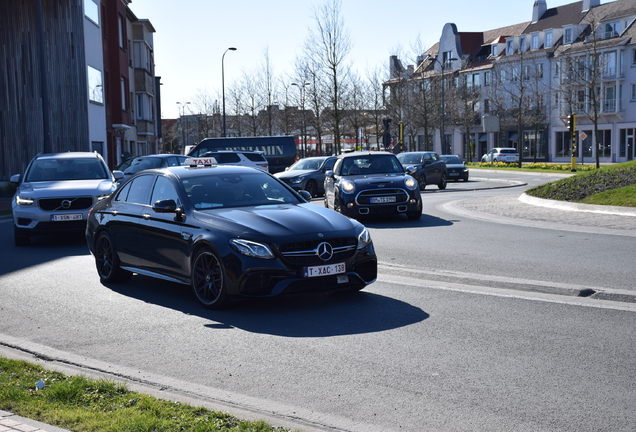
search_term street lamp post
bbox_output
[222,47,237,137]
[291,82,310,158]
[177,101,190,153]
[432,56,457,154]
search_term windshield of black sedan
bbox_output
[185,172,300,209]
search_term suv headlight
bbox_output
[230,239,275,259]
[15,196,34,206]
[357,227,372,250]
[341,179,355,194]
[404,176,417,190]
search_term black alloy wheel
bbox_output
[94,232,132,283]
[438,173,447,190]
[406,198,423,220]
[305,180,318,198]
[418,175,427,190]
[191,248,230,309]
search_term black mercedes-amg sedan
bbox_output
[86,158,377,309]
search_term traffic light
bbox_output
[566,114,576,135]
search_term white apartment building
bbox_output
[386,0,636,163]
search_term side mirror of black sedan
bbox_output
[298,190,311,202]
[406,166,417,175]
[153,199,179,213]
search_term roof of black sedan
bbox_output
[336,151,395,159]
[149,162,266,180]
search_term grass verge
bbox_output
[524,160,636,206]
[0,356,293,432]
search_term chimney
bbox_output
[532,0,547,23]
[582,0,600,11]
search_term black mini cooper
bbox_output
[323,152,422,220]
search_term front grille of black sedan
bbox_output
[355,188,409,206]
[353,259,378,283]
[279,237,357,266]
[39,197,94,211]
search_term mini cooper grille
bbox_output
[356,189,408,205]
[279,237,357,266]
[39,197,94,211]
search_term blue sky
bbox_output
[128,0,586,118]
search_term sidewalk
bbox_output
[0,410,71,432]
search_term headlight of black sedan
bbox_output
[230,239,275,259]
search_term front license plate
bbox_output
[51,214,82,222]
[449,172,459,176]
[371,196,396,204]
[304,262,346,278]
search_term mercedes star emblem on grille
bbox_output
[316,242,333,261]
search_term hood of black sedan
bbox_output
[193,203,358,237]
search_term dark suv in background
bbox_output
[395,151,447,190]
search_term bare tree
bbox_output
[305,0,352,154]
[558,9,613,168]
[364,66,388,150]
[258,47,278,136]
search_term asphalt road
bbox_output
[1,170,635,432]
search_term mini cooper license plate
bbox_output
[370,196,396,203]
[51,214,82,222]
[304,262,346,278]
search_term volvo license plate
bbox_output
[51,214,82,222]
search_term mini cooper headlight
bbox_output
[341,179,355,194]
[230,239,275,259]
[404,176,417,190]
[357,227,372,249]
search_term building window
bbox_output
[564,27,573,44]
[632,49,636,66]
[537,63,544,79]
[520,37,527,52]
[492,45,498,56]
[631,83,636,101]
[442,51,454,65]
[531,34,539,50]
[484,99,490,114]
[120,78,126,111]
[84,0,99,25]
[118,15,125,49]
[507,39,515,54]
[545,31,553,48]
[484,71,491,86]
[88,66,103,104]
[599,130,612,157]
[556,131,571,157]
[604,22,619,39]
[555,62,560,77]
[619,128,634,158]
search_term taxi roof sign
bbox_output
[185,157,218,167]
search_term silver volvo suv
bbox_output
[10,152,123,246]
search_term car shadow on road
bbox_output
[105,275,429,338]
[359,213,454,229]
